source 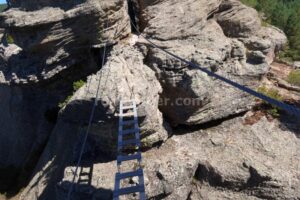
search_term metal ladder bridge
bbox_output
[113,99,146,200]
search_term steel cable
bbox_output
[128,15,300,117]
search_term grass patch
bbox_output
[278,45,300,63]
[287,70,300,87]
[6,34,14,44]
[257,86,283,101]
[59,80,86,108]
[240,0,257,7]
[73,79,85,91]
[278,51,294,64]
[261,19,270,27]
[257,85,283,118]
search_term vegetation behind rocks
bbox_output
[241,0,300,61]
[0,4,7,12]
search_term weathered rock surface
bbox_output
[55,114,300,199]
[0,0,297,200]
[135,0,273,125]
[214,0,287,64]
[216,0,261,38]
[0,0,131,193]
[62,43,169,149]
[0,0,131,84]
[137,0,223,40]
[0,84,59,191]
[0,28,3,40]
[294,61,300,69]
[20,43,169,200]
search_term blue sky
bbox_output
[0,0,6,4]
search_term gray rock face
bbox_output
[7,0,84,10]
[254,26,287,64]
[214,0,287,64]
[293,61,300,69]
[216,0,261,38]
[0,84,59,191]
[137,0,223,40]
[1,0,296,200]
[62,43,169,149]
[0,0,131,84]
[55,114,300,200]
[135,0,270,125]
[19,43,169,200]
[0,0,131,193]
[0,28,3,40]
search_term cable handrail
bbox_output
[128,17,300,117]
[66,32,108,200]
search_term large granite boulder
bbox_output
[129,0,287,125]
[19,43,169,200]
[0,0,131,84]
[215,0,261,38]
[214,0,287,64]
[135,6,268,125]
[136,0,223,40]
[0,0,131,193]
[62,44,169,149]
[55,114,300,199]
[0,0,294,200]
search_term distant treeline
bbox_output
[241,0,300,61]
[0,4,7,12]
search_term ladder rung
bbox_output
[114,185,145,197]
[117,153,142,165]
[122,105,135,110]
[120,128,139,135]
[121,120,136,126]
[118,139,140,147]
[78,179,89,183]
[121,99,135,104]
[116,169,143,180]
[120,112,135,117]
[115,99,145,200]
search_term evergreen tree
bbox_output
[271,3,289,30]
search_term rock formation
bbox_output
[0,0,298,200]
[56,114,300,200]
[0,0,131,193]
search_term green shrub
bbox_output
[278,50,294,63]
[240,0,300,62]
[240,0,257,7]
[59,80,86,108]
[261,19,270,27]
[287,70,300,87]
[257,86,283,117]
[73,79,86,91]
[268,108,280,118]
[6,34,14,44]
[0,4,7,12]
[257,86,283,101]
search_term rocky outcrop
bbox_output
[136,0,223,40]
[0,84,60,191]
[214,0,287,64]
[0,0,131,193]
[216,0,261,38]
[0,0,131,84]
[56,114,300,199]
[135,0,273,125]
[62,44,169,149]
[0,0,297,200]
[20,42,169,199]
[293,61,300,69]
[0,28,3,40]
